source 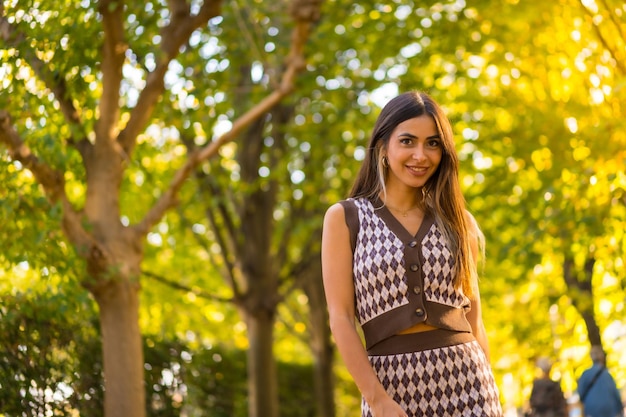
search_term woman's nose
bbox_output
[412,145,426,160]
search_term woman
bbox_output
[321,91,502,417]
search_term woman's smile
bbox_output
[385,115,442,189]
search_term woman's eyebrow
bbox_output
[397,132,441,139]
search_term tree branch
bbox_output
[179,136,241,272]
[134,2,321,235]
[231,2,265,65]
[0,32,81,127]
[0,111,65,201]
[563,253,602,346]
[0,9,89,156]
[597,0,626,52]
[202,200,244,298]
[196,174,240,273]
[578,0,626,75]
[118,0,222,156]
[0,110,95,254]
[175,178,243,299]
[97,0,126,143]
[279,217,322,288]
[142,269,232,303]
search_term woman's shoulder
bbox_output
[325,199,366,245]
[324,202,345,223]
[325,199,359,219]
[329,197,372,211]
[326,198,365,219]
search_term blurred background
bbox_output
[1,0,624,416]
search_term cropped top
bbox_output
[340,197,472,350]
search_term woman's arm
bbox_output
[466,285,491,361]
[321,203,407,417]
[464,211,491,361]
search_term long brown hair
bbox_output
[350,91,481,296]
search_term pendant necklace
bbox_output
[385,203,419,217]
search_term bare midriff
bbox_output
[397,322,439,335]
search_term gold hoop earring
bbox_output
[382,156,389,168]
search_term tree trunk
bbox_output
[303,258,336,417]
[244,307,278,417]
[93,280,146,417]
[563,254,602,347]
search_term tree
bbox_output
[3,0,625,413]
[0,0,320,416]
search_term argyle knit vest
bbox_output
[340,197,472,350]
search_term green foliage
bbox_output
[0,287,100,417]
[0,287,318,417]
[0,160,75,272]
[2,0,626,413]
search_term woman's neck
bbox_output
[379,188,422,211]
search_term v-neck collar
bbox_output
[370,196,433,243]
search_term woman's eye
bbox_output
[428,140,440,147]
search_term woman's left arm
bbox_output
[464,211,491,361]
[466,286,490,361]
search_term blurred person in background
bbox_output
[528,357,568,417]
[577,345,623,417]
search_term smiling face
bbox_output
[384,114,443,192]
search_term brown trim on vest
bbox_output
[339,199,359,253]
[362,302,472,350]
[367,328,475,356]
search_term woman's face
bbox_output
[384,115,443,191]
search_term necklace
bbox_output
[384,203,420,217]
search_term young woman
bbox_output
[321,91,503,417]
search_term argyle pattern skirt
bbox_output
[362,330,503,417]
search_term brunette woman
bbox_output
[321,91,503,417]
